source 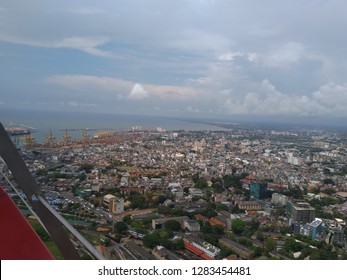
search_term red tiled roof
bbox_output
[225,254,238,260]
[240,179,250,184]
[184,242,204,256]
[209,217,226,227]
[201,253,214,260]
[96,227,111,232]
[246,174,256,180]
[194,213,208,221]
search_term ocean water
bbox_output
[0,109,223,144]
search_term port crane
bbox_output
[46,130,55,144]
[82,129,89,140]
[62,129,71,142]
[0,122,104,260]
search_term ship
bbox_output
[5,123,38,136]
[5,127,31,136]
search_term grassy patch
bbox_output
[45,240,64,260]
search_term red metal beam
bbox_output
[0,187,54,260]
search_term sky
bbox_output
[1,0,347,124]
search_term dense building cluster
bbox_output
[1,124,347,260]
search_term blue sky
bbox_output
[1,0,347,122]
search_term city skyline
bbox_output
[1,1,347,124]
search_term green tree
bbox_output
[212,180,224,193]
[231,219,246,235]
[170,208,189,217]
[310,250,338,260]
[122,215,132,224]
[173,239,184,251]
[264,238,275,252]
[114,221,128,234]
[158,205,171,215]
[212,224,224,236]
[130,194,147,209]
[36,168,48,176]
[284,238,303,252]
[143,229,174,249]
[231,204,244,214]
[252,246,263,258]
[195,177,208,189]
[203,233,219,246]
[286,186,303,199]
[78,164,94,173]
[223,174,247,189]
[159,228,173,240]
[322,188,336,195]
[280,226,292,235]
[220,246,234,258]
[143,234,159,249]
[103,238,111,247]
[164,220,181,232]
[200,222,212,235]
[216,203,229,212]
[192,173,200,183]
[154,194,167,205]
[78,173,87,182]
[250,221,260,231]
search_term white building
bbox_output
[271,193,288,206]
[287,153,302,166]
[103,194,124,214]
[189,238,221,258]
[184,220,201,232]
[189,188,203,197]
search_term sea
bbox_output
[0,109,226,144]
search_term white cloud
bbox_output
[187,76,215,86]
[0,34,112,57]
[249,42,305,68]
[217,52,243,61]
[312,83,347,116]
[46,74,198,101]
[46,75,132,92]
[186,105,200,113]
[53,37,112,57]
[2,1,347,120]
[145,84,197,100]
[247,52,258,63]
[223,79,331,117]
[129,83,149,100]
[266,42,304,68]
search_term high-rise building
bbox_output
[327,224,345,247]
[310,218,323,240]
[287,200,315,225]
[271,193,288,206]
[110,197,124,214]
[103,194,124,214]
[249,181,267,199]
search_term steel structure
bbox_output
[0,122,105,260]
